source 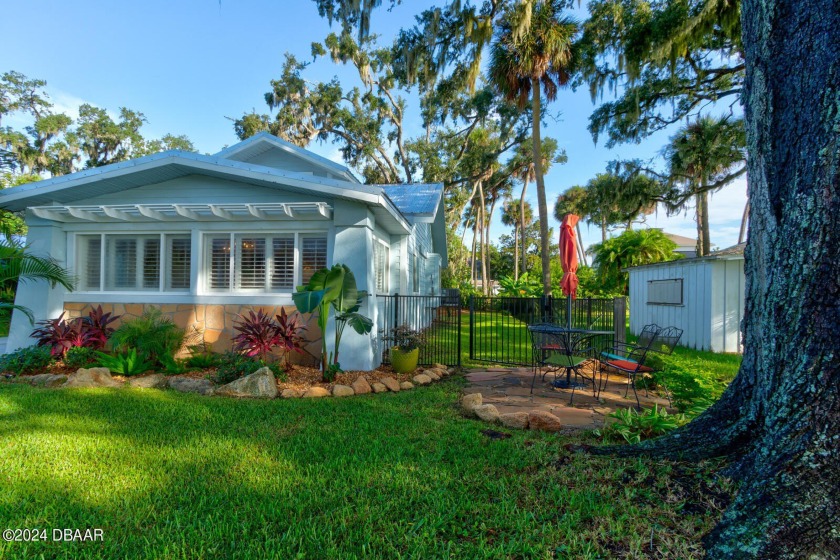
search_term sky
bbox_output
[1,0,747,253]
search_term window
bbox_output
[77,233,191,292]
[374,240,389,293]
[301,235,327,284]
[204,233,327,292]
[411,252,419,293]
[647,278,683,305]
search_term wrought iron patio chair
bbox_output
[528,324,599,404]
[601,325,683,409]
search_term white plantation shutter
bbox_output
[167,236,191,290]
[142,239,161,289]
[106,237,137,290]
[209,237,231,290]
[78,235,102,290]
[374,241,388,293]
[271,236,295,290]
[236,236,267,289]
[301,236,327,284]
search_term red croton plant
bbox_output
[232,308,307,367]
[30,306,121,357]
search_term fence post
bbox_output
[613,297,627,345]
[393,293,400,330]
[468,295,475,361]
[456,296,462,367]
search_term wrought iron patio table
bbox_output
[527,324,613,400]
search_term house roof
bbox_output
[379,183,444,221]
[215,132,359,183]
[662,231,698,247]
[0,135,447,240]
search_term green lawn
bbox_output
[0,380,730,559]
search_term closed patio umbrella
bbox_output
[559,214,580,328]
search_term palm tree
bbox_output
[489,1,578,296]
[0,239,75,323]
[589,229,680,294]
[664,115,746,256]
[500,198,521,279]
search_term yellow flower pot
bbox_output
[390,346,420,373]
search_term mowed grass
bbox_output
[0,380,730,559]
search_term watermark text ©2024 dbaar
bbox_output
[3,528,104,542]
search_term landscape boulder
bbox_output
[460,392,482,415]
[399,381,414,390]
[21,374,67,388]
[281,388,304,398]
[302,386,330,398]
[128,374,168,389]
[527,410,563,432]
[424,369,441,381]
[380,377,401,392]
[332,384,355,397]
[215,367,278,399]
[371,382,388,393]
[412,374,432,385]
[351,376,372,395]
[499,412,530,430]
[64,367,123,388]
[473,404,501,423]
[168,377,215,396]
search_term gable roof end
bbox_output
[215,132,359,183]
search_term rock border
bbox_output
[7,364,458,401]
[459,392,564,433]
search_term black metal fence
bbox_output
[468,295,624,366]
[378,294,462,367]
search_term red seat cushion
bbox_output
[606,359,653,373]
[541,344,563,350]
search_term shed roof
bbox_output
[626,242,745,272]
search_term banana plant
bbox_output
[292,264,372,377]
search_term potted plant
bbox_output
[385,324,426,373]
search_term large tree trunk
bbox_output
[478,181,488,296]
[700,188,711,255]
[587,2,840,557]
[531,79,552,296]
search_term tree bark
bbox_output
[477,180,489,296]
[700,188,711,255]
[531,79,552,296]
[586,2,840,557]
[694,190,706,256]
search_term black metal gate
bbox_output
[378,294,462,367]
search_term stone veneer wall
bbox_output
[64,303,322,365]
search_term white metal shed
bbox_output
[627,244,745,353]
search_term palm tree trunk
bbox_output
[695,192,705,256]
[601,218,607,243]
[513,223,520,280]
[485,194,498,291]
[470,213,478,284]
[531,79,551,296]
[700,190,711,256]
[576,223,588,266]
[519,179,529,276]
[739,200,750,244]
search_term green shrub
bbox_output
[185,351,220,370]
[63,346,97,369]
[214,352,261,385]
[161,355,191,375]
[0,346,53,375]
[595,405,688,444]
[94,349,153,376]
[109,308,190,368]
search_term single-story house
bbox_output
[627,243,745,353]
[662,230,699,259]
[1,132,447,370]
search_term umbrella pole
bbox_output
[567,293,572,329]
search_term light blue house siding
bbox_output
[1,133,447,370]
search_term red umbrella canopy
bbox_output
[559,214,580,299]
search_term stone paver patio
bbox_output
[464,365,672,430]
